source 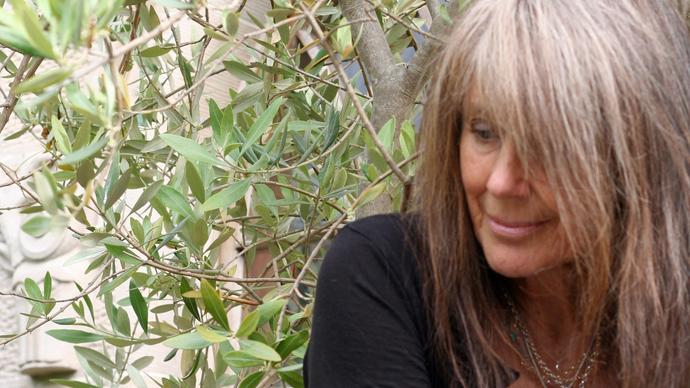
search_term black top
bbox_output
[303,213,449,387]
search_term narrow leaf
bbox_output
[156,185,196,220]
[21,215,51,237]
[131,180,163,213]
[61,136,107,165]
[159,134,223,166]
[185,161,205,202]
[75,346,116,369]
[200,179,250,212]
[163,331,213,350]
[200,279,229,331]
[236,310,259,338]
[43,271,52,299]
[179,277,201,321]
[14,68,71,94]
[46,329,104,343]
[105,169,131,209]
[239,97,284,158]
[129,281,148,334]
[239,339,281,362]
[51,115,72,154]
[196,325,228,343]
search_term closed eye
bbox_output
[470,119,498,142]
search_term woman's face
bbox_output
[460,118,572,278]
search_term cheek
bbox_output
[459,140,489,207]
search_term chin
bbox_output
[485,255,541,278]
[484,248,574,279]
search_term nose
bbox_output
[485,141,530,198]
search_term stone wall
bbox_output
[0,1,270,385]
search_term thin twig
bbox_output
[129,13,308,115]
[0,56,43,135]
[366,0,442,42]
[273,151,420,340]
[73,11,187,81]
[0,257,115,345]
[299,4,408,183]
[426,0,439,20]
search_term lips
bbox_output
[486,216,550,239]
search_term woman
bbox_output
[305,0,690,387]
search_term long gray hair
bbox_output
[412,0,690,386]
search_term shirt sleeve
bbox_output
[304,218,432,388]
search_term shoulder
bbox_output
[306,213,436,387]
[320,213,423,288]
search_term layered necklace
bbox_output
[505,293,600,388]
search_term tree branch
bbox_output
[299,4,408,183]
[401,0,460,104]
[340,0,396,86]
[0,56,43,135]
[426,0,439,20]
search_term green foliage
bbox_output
[0,0,429,386]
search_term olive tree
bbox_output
[0,0,459,386]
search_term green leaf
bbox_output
[236,310,259,338]
[179,277,201,321]
[131,355,154,370]
[238,371,264,388]
[222,350,264,368]
[222,60,261,83]
[75,346,116,369]
[276,330,309,359]
[200,179,250,212]
[15,68,71,94]
[50,379,99,388]
[0,50,17,74]
[75,282,95,322]
[53,318,77,325]
[46,329,104,343]
[9,0,57,58]
[51,115,72,154]
[196,325,228,343]
[257,298,287,325]
[105,169,131,209]
[64,246,107,266]
[129,281,148,334]
[115,307,131,337]
[278,370,304,388]
[34,168,59,214]
[21,215,51,237]
[399,120,416,158]
[156,185,196,220]
[323,106,340,150]
[24,278,42,299]
[139,44,174,57]
[159,134,224,167]
[131,180,163,213]
[239,339,281,362]
[185,161,205,202]
[239,97,284,158]
[223,12,240,36]
[0,26,39,56]
[65,84,103,124]
[152,0,196,9]
[43,271,52,299]
[208,99,225,147]
[163,331,213,350]
[98,266,140,296]
[126,365,147,388]
[200,279,230,331]
[61,136,107,165]
[378,118,395,154]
